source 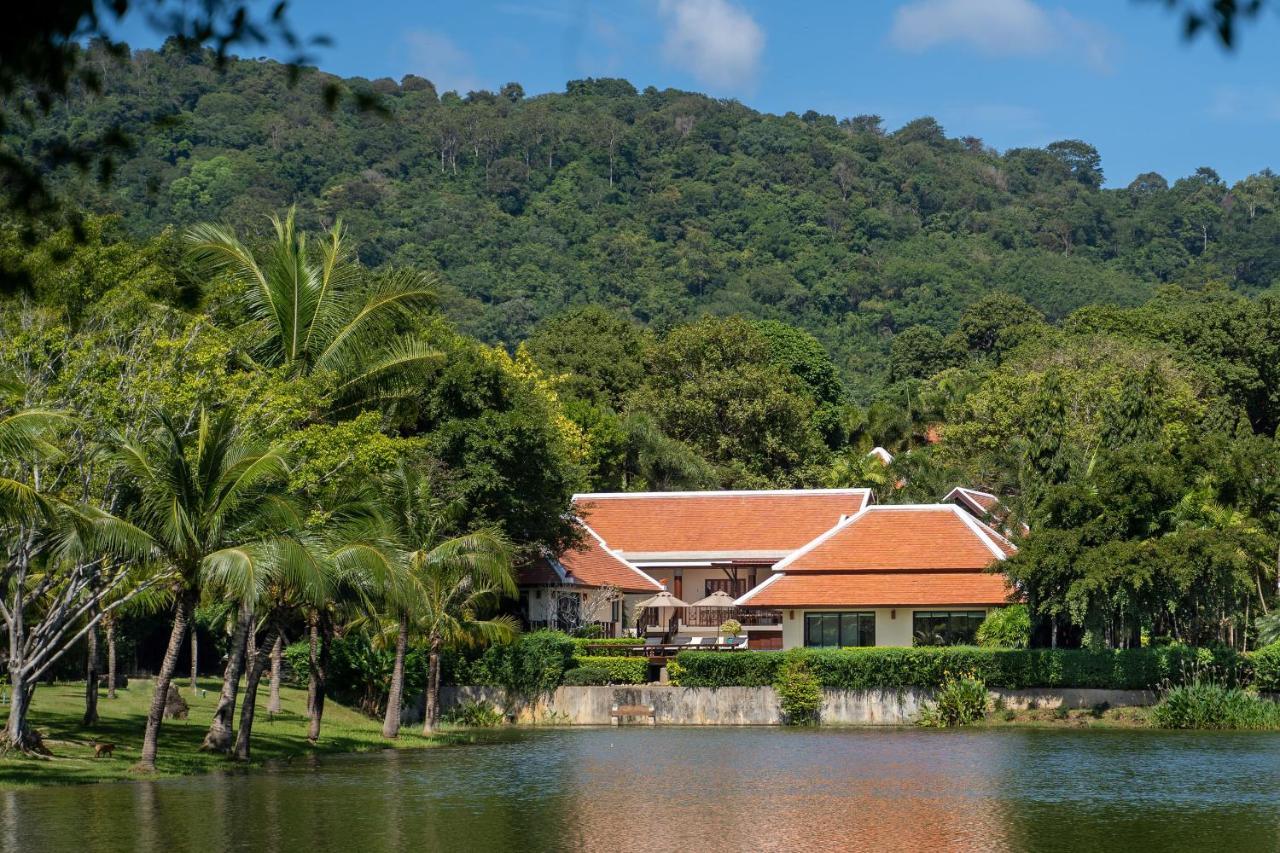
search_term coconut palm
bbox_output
[371,461,514,732]
[366,462,517,735]
[185,208,439,414]
[109,408,297,772]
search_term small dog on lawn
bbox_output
[91,741,116,759]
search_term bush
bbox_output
[572,655,648,684]
[720,619,742,636]
[774,653,822,725]
[569,637,642,657]
[918,675,988,727]
[673,651,783,687]
[440,700,504,727]
[453,631,576,695]
[1251,642,1280,692]
[562,667,613,686]
[976,606,1031,649]
[674,646,1246,691]
[1152,683,1280,730]
[284,634,428,717]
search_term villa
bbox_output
[518,487,1018,650]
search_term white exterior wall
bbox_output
[779,607,993,649]
[524,586,653,636]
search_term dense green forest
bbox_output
[9,40,1280,397]
[4,38,1280,759]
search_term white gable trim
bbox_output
[771,505,874,571]
[576,519,665,590]
[950,505,1009,561]
[573,488,873,501]
[735,570,785,605]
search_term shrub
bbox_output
[441,700,504,727]
[720,619,742,636]
[774,653,822,725]
[1152,683,1280,730]
[976,606,1031,649]
[1251,642,1280,693]
[918,675,988,727]
[673,651,782,687]
[673,646,1246,691]
[571,655,648,684]
[285,634,428,717]
[562,667,613,686]
[569,637,642,657]
[454,631,576,695]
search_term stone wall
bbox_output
[442,684,1156,726]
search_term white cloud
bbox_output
[403,30,482,94]
[657,0,765,90]
[889,0,1112,73]
[1210,86,1280,123]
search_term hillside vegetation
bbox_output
[9,40,1279,396]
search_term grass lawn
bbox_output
[0,677,454,789]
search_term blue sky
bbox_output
[113,0,1280,187]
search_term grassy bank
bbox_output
[0,678,453,789]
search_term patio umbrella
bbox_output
[689,590,738,609]
[635,591,689,610]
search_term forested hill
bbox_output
[14,40,1280,396]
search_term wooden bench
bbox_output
[610,703,656,725]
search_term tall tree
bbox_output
[108,408,293,772]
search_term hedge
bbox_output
[570,655,648,684]
[673,646,1247,691]
[450,630,576,695]
[1252,643,1280,692]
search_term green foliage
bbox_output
[1152,683,1280,730]
[674,646,1246,690]
[917,676,988,728]
[570,655,648,685]
[439,700,504,727]
[774,652,823,725]
[976,606,1032,649]
[1251,642,1280,692]
[285,635,427,715]
[561,667,613,686]
[453,630,576,696]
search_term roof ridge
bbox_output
[572,488,874,500]
[950,505,1009,561]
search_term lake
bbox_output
[4,727,1279,852]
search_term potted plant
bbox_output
[719,618,742,646]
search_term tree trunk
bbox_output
[200,602,252,753]
[106,619,117,700]
[233,623,278,762]
[133,595,192,772]
[422,638,441,735]
[3,668,33,752]
[268,633,284,715]
[189,626,198,690]
[306,611,330,744]
[382,615,409,739]
[83,623,100,726]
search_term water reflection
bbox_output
[5,728,1280,852]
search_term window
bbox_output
[611,598,622,623]
[912,611,986,646]
[804,612,875,648]
[705,578,749,597]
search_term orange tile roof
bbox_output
[739,570,1014,607]
[572,489,872,558]
[776,505,1011,572]
[522,524,662,593]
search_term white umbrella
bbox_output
[689,590,738,609]
[635,591,689,610]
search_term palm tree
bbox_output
[365,462,518,735]
[185,208,439,414]
[109,408,295,772]
[371,463,518,737]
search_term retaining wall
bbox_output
[442,684,1155,726]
